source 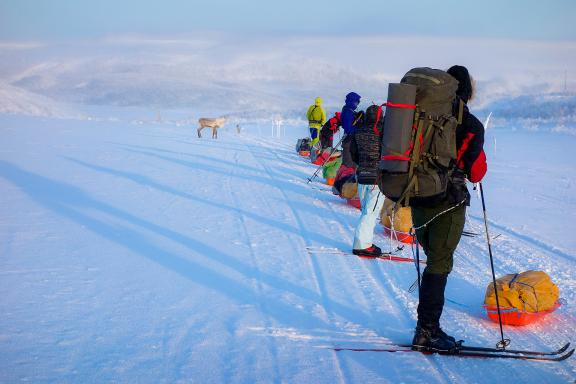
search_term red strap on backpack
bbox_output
[377,102,418,159]
[372,105,383,135]
[384,102,417,109]
[380,124,418,162]
[375,101,416,136]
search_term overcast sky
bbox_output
[0,0,574,41]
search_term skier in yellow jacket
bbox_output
[306,97,326,148]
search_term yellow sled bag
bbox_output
[380,198,412,233]
[341,182,358,199]
[484,270,559,313]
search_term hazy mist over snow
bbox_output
[0,34,575,130]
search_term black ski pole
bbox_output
[415,234,421,290]
[408,228,421,294]
[307,135,345,184]
[479,182,510,350]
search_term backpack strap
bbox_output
[397,108,426,206]
[353,110,364,126]
[420,116,450,165]
[396,173,418,207]
[309,106,322,124]
[457,99,465,125]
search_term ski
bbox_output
[333,346,416,353]
[362,253,426,264]
[396,342,571,356]
[449,349,574,362]
[461,230,502,240]
[332,346,574,362]
[306,246,425,264]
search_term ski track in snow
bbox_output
[250,139,355,383]
[0,118,574,383]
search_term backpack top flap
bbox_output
[401,67,458,117]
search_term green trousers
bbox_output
[411,202,466,275]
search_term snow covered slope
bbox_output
[0,82,75,118]
[0,115,574,383]
[1,36,575,124]
[476,93,576,135]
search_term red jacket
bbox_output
[455,104,487,183]
[327,112,341,131]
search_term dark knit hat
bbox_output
[447,65,473,103]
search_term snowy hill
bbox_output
[475,93,576,134]
[7,56,388,114]
[0,82,75,118]
[1,36,574,128]
[0,113,574,382]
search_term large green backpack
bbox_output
[378,67,464,207]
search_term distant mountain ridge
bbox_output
[1,39,574,133]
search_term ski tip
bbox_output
[558,342,571,354]
[558,348,574,361]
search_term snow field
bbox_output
[0,116,574,383]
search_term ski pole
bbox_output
[408,228,422,293]
[479,182,510,350]
[307,135,345,183]
[415,234,421,291]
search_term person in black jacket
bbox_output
[350,105,385,256]
[320,112,341,149]
[411,65,488,351]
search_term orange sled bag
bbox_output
[380,198,415,244]
[484,270,560,326]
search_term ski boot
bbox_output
[436,327,463,345]
[411,325,459,353]
[352,244,382,257]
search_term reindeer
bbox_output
[197,117,226,139]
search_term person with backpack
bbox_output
[410,66,487,351]
[320,112,341,149]
[350,105,385,256]
[378,66,487,352]
[340,92,363,168]
[306,97,327,150]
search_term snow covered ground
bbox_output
[0,113,574,383]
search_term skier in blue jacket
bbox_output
[341,92,361,135]
[340,92,363,168]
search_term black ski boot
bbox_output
[411,325,457,352]
[436,327,457,344]
[412,271,462,351]
[352,244,382,257]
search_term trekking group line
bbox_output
[303,65,488,352]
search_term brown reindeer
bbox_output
[197,117,226,139]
